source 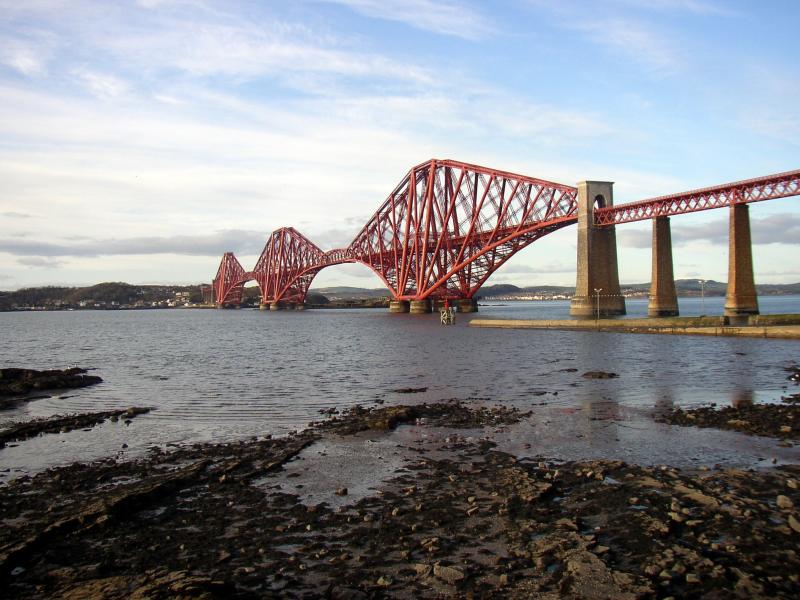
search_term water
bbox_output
[1,296,799,478]
[480,294,800,320]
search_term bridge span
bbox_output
[212,159,799,318]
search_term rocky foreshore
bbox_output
[0,407,151,448]
[0,367,103,409]
[1,401,799,599]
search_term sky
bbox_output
[0,0,798,291]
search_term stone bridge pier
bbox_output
[724,204,759,319]
[570,181,626,318]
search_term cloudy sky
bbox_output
[1,0,798,291]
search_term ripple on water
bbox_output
[0,301,799,477]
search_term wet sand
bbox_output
[2,401,799,599]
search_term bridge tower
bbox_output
[570,181,626,317]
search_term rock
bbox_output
[582,371,619,379]
[433,564,465,584]
[414,563,432,577]
[686,573,701,584]
[787,479,798,490]
[777,495,794,509]
[330,586,368,600]
[788,514,800,533]
[335,487,348,496]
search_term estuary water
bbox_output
[1,296,799,479]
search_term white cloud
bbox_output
[321,0,492,39]
[73,69,130,99]
[611,0,735,16]
[570,18,681,73]
[0,32,55,76]
[97,20,434,86]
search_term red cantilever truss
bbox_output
[595,168,800,226]
[213,159,578,305]
[212,160,800,306]
[348,159,578,300]
[213,252,248,306]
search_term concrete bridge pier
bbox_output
[259,302,268,311]
[648,216,679,317]
[295,303,306,311]
[570,181,626,318]
[409,299,432,314]
[269,301,284,311]
[389,300,410,313]
[457,298,479,313]
[724,204,759,320]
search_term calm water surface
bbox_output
[1,296,799,478]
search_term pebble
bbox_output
[686,573,701,584]
[433,564,465,584]
[776,495,793,509]
[788,514,800,534]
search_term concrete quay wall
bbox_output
[469,315,800,340]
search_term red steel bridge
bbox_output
[212,158,799,310]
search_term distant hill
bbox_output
[311,286,390,299]
[479,279,800,298]
[0,282,206,310]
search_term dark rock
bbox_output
[582,371,619,379]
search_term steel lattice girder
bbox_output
[594,169,800,226]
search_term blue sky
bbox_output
[0,0,798,290]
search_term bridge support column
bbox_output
[457,298,478,313]
[409,299,432,314]
[259,303,268,311]
[389,300,410,313]
[724,204,759,319]
[648,216,679,317]
[570,181,626,318]
[295,303,306,311]
[269,301,284,311]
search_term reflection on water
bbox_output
[731,389,755,408]
[0,303,798,476]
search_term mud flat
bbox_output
[469,317,800,339]
[1,401,799,599]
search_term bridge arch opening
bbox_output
[307,262,392,305]
[474,226,576,298]
[594,194,608,209]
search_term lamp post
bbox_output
[699,279,706,316]
[594,288,602,325]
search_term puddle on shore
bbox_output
[256,402,799,510]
